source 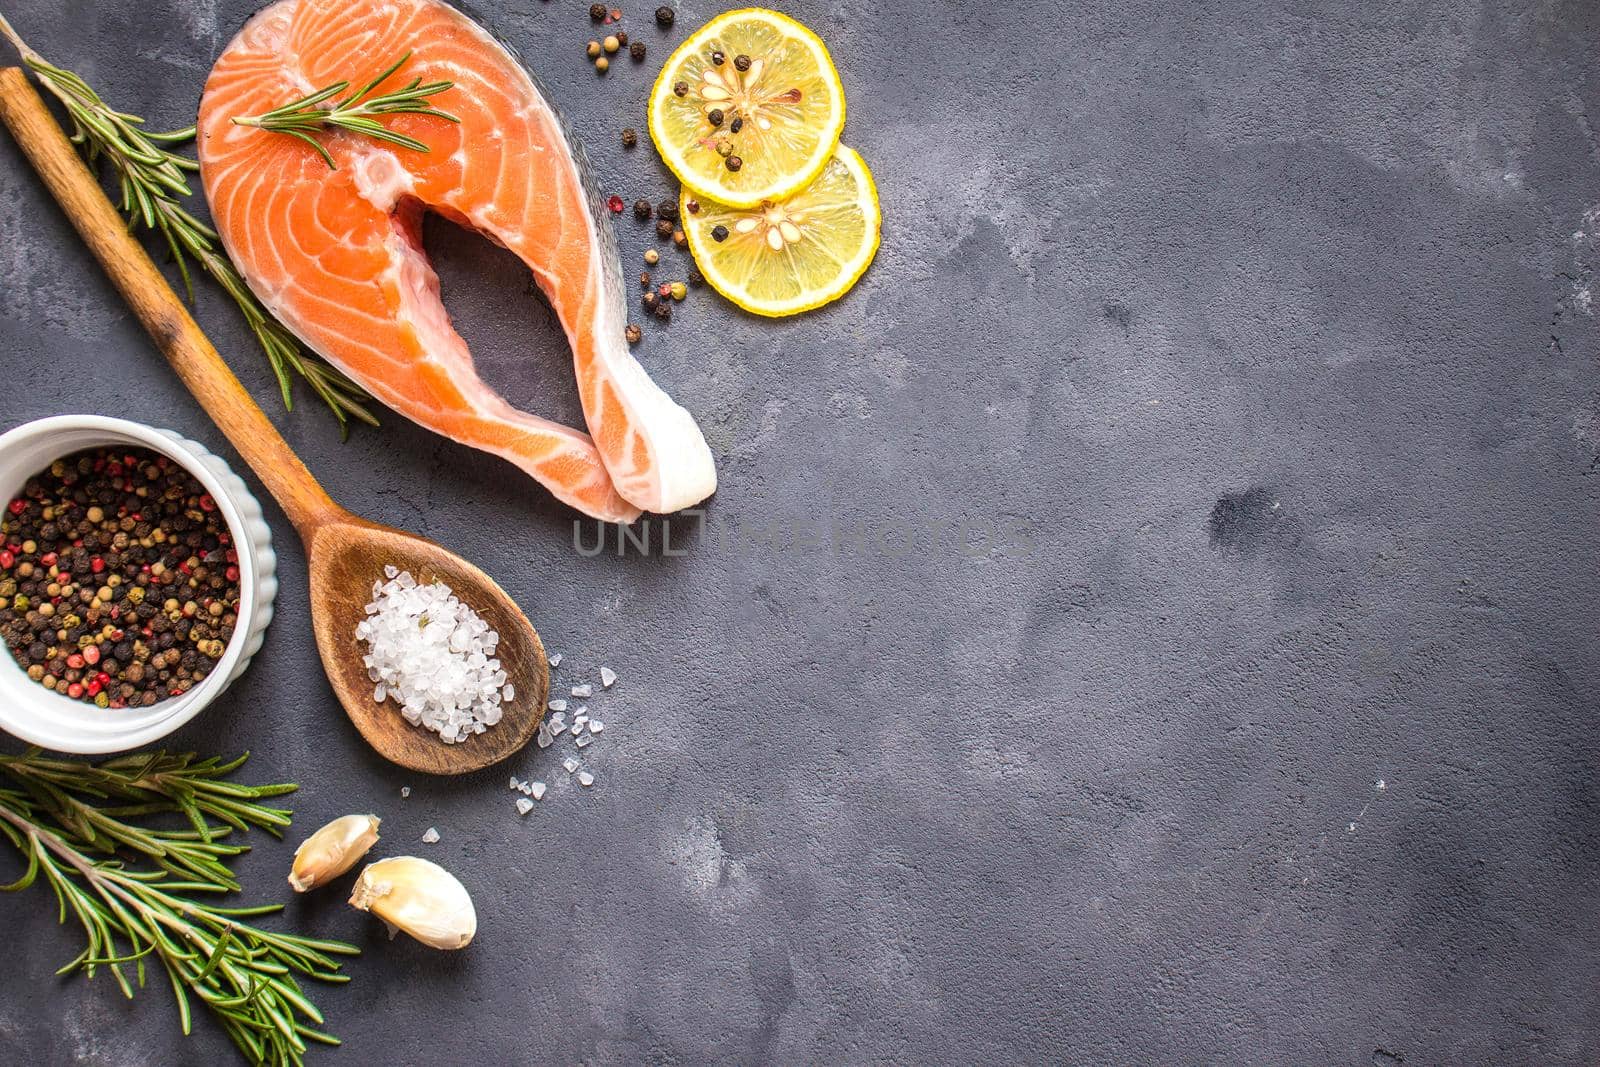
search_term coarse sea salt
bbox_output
[548,652,562,668]
[422,827,440,844]
[548,699,568,712]
[530,781,547,800]
[578,772,594,787]
[563,757,579,774]
[600,667,616,688]
[356,568,507,745]
[571,684,592,698]
[515,798,534,815]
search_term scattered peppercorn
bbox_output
[603,35,620,53]
[0,446,240,707]
[730,116,743,133]
[711,224,729,242]
[634,199,653,221]
[625,324,643,344]
[587,40,601,57]
[653,300,672,321]
[726,155,743,172]
[607,194,625,214]
[656,218,675,239]
[711,49,725,65]
[595,56,610,73]
[609,7,622,21]
[687,264,705,286]
[641,271,653,288]
[615,31,628,46]
[657,200,679,222]
[655,5,674,26]
[707,108,724,127]
[643,290,660,311]
[630,40,647,61]
[669,281,687,301]
[621,127,638,149]
[734,54,751,71]
[643,248,660,265]
[685,198,700,214]
[672,228,687,248]
[590,2,606,20]
[715,139,734,157]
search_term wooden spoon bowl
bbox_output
[309,518,548,774]
[0,67,547,775]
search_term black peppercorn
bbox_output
[643,290,660,311]
[657,200,679,222]
[730,117,743,133]
[711,224,729,242]
[615,31,628,46]
[653,300,672,321]
[673,81,688,97]
[625,323,643,344]
[711,49,725,65]
[707,108,724,127]
[655,5,674,26]
[725,155,742,171]
[734,54,751,71]
[630,40,647,61]
[590,3,606,19]
[656,218,675,239]
[641,271,653,288]
[634,198,652,220]
[621,127,638,149]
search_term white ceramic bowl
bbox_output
[0,416,277,752]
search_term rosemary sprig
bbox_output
[233,52,458,170]
[0,14,377,435]
[0,749,358,1066]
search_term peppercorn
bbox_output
[643,290,660,311]
[672,228,687,248]
[655,5,674,26]
[644,248,660,265]
[615,31,628,46]
[712,224,729,242]
[625,324,643,344]
[657,200,679,222]
[726,155,743,172]
[656,218,675,239]
[731,117,744,133]
[673,81,688,97]
[603,35,619,53]
[630,40,647,61]
[609,8,622,21]
[669,281,687,301]
[641,270,653,288]
[711,49,725,65]
[685,198,700,214]
[653,299,672,321]
[707,108,724,127]
[587,40,601,57]
[734,54,751,71]
[634,198,653,220]
[621,127,638,149]
[716,139,734,157]
[595,56,609,73]
[590,3,606,19]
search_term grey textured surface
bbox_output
[1,0,1598,1062]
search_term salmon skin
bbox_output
[197,0,717,522]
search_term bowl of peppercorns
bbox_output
[0,415,277,753]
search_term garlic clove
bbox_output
[288,814,381,893]
[348,856,476,950]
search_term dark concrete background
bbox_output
[1,0,1597,1062]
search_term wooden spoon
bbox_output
[0,68,548,775]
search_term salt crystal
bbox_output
[520,781,534,796]
[515,798,534,815]
[422,827,440,844]
[600,667,616,688]
[575,733,593,748]
[537,727,552,749]
[548,652,562,668]
[509,775,521,791]
[578,772,594,787]
[530,781,546,800]
[549,721,567,737]
[503,683,515,702]
[563,757,579,774]
[548,699,568,712]
[571,684,592,698]
[589,720,604,734]
[400,786,411,798]
[574,715,589,728]
[356,567,508,743]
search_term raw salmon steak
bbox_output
[197,0,717,521]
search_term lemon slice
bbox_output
[683,145,880,317]
[649,8,846,209]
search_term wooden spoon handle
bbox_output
[0,67,340,535]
